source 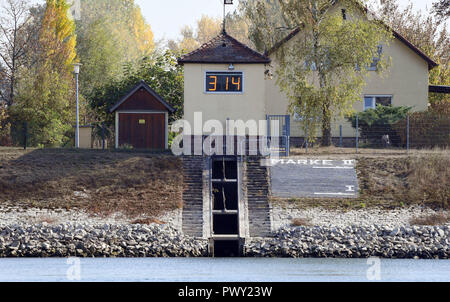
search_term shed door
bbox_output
[119,113,165,149]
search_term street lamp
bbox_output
[73,63,82,148]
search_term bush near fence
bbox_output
[347,106,411,148]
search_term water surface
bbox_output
[0,258,448,282]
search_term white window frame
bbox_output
[363,95,393,110]
[204,70,244,95]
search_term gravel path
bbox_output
[2,205,447,232]
[0,206,182,231]
[271,205,450,230]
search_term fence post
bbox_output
[406,114,410,152]
[339,125,343,148]
[355,114,359,153]
[23,121,27,150]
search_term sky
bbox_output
[135,0,438,41]
[27,0,439,41]
[135,0,239,41]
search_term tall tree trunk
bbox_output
[321,101,332,146]
[8,73,14,106]
[318,69,332,146]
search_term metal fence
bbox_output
[295,112,449,153]
[355,113,449,152]
[10,121,111,150]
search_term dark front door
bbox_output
[119,113,165,149]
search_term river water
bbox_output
[0,258,448,282]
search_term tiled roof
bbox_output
[110,80,175,113]
[177,31,271,65]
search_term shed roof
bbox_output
[110,80,176,113]
[177,30,271,65]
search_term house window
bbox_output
[364,95,392,110]
[368,45,383,71]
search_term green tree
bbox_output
[168,14,254,54]
[240,0,288,52]
[242,0,392,146]
[197,15,223,45]
[9,0,77,147]
[226,10,254,47]
[75,0,155,98]
[374,0,449,105]
[76,19,123,99]
[89,51,183,128]
[432,0,450,22]
[175,25,200,53]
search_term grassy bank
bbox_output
[0,148,182,218]
[357,155,449,209]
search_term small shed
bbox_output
[110,80,175,149]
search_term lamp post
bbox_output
[73,63,82,148]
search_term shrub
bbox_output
[347,105,411,147]
[168,131,178,149]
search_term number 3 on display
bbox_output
[209,76,217,91]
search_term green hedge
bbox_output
[347,105,411,147]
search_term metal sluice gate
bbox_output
[208,156,243,257]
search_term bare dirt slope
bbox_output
[0,148,182,219]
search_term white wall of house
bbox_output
[184,63,267,135]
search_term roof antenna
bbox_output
[223,0,233,34]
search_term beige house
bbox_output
[178,10,437,150]
[265,5,438,142]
